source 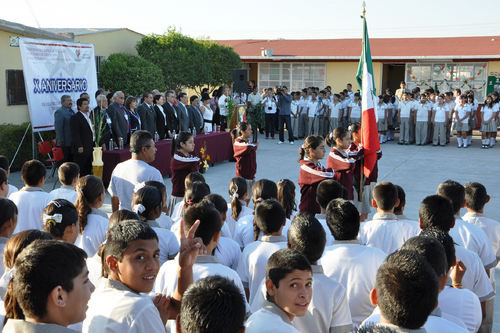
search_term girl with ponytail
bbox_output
[233,121,258,193]
[226,177,253,238]
[42,199,79,244]
[326,127,356,200]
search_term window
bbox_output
[405,62,488,102]
[95,55,106,73]
[6,70,27,106]
[258,63,326,91]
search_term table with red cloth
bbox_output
[102,132,232,187]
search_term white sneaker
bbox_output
[290,141,294,145]
[278,141,284,144]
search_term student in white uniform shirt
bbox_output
[107,130,164,211]
[144,180,174,230]
[393,185,420,230]
[297,89,309,139]
[432,94,449,146]
[305,91,320,136]
[131,186,180,265]
[276,179,299,230]
[330,94,343,132]
[236,200,288,307]
[226,177,252,238]
[479,95,499,149]
[359,182,419,255]
[0,156,18,198]
[170,172,206,223]
[0,198,17,274]
[290,92,301,140]
[414,94,431,145]
[321,199,386,327]
[155,201,250,333]
[454,95,472,148]
[9,159,55,233]
[420,228,483,333]
[42,199,80,244]
[245,249,312,333]
[250,213,353,333]
[397,93,414,145]
[50,162,80,204]
[3,240,95,333]
[84,220,203,333]
[315,179,345,246]
[177,275,247,333]
[347,93,362,124]
[445,92,456,143]
[437,180,497,272]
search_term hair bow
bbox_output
[43,213,63,226]
[132,204,146,214]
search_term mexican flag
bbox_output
[355,16,380,179]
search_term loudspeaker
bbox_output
[232,69,248,93]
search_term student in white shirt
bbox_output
[322,199,386,327]
[226,177,252,238]
[376,95,388,144]
[83,220,202,333]
[393,185,420,230]
[360,182,418,255]
[297,89,309,139]
[305,92,320,136]
[479,95,498,148]
[0,198,17,274]
[0,156,18,198]
[74,176,109,257]
[3,240,95,333]
[131,186,179,264]
[414,94,431,145]
[347,93,362,124]
[144,180,173,230]
[108,130,164,211]
[397,93,413,145]
[277,178,298,225]
[314,179,345,246]
[49,162,80,204]
[330,93,343,132]
[245,249,312,333]
[432,94,449,146]
[177,275,247,333]
[9,159,55,233]
[170,181,211,237]
[42,199,80,244]
[454,95,472,148]
[262,88,278,140]
[236,200,288,307]
[290,92,300,140]
[155,201,250,332]
[171,172,206,223]
[445,92,456,143]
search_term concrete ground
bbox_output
[7,130,500,331]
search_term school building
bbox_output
[218,36,500,103]
[0,19,143,125]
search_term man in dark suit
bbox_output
[162,90,179,134]
[188,95,204,134]
[90,94,114,150]
[108,91,130,145]
[70,98,94,176]
[176,92,192,132]
[137,91,157,137]
[54,95,74,164]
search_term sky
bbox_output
[3,0,500,40]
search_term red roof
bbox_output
[218,36,500,61]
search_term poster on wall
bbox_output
[18,37,98,132]
[487,75,500,96]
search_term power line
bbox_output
[25,0,41,29]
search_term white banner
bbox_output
[19,37,98,132]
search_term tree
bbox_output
[98,53,164,97]
[136,27,211,92]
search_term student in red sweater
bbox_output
[297,135,334,214]
[169,131,200,215]
[232,122,258,194]
[326,127,356,200]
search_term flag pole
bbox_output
[359,1,366,203]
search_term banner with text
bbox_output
[19,37,98,132]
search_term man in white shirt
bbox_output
[218,86,230,131]
[305,92,319,136]
[50,162,80,204]
[108,130,163,211]
[9,160,54,233]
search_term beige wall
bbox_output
[488,61,500,74]
[76,30,143,57]
[0,31,32,124]
[326,61,382,94]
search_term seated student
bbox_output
[83,220,203,333]
[236,199,288,307]
[436,180,497,273]
[43,199,80,244]
[0,198,17,273]
[226,177,253,238]
[463,182,500,263]
[362,237,468,332]
[0,168,10,198]
[177,275,246,333]
[393,185,420,230]
[245,249,312,333]
[321,199,386,327]
[204,194,241,270]
[155,201,249,332]
[50,162,80,203]
[418,195,494,319]
[170,181,211,236]
[250,212,353,333]
[0,156,18,197]
[8,160,54,233]
[359,181,419,255]
[144,180,174,230]
[74,176,109,257]
[315,179,344,246]
[131,186,179,264]
[3,239,94,332]
[364,250,439,332]
[277,179,299,222]
[420,228,482,333]
[171,172,206,222]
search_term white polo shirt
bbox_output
[226,202,253,239]
[349,101,361,118]
[315,214,335,246]
[233,215,290,250]
[50,185,78,204]
[75,213,108,258]
[307,99,319,117]
[299,97,309,114]
[82,278,165,333]
[376,103,387,119]
[321,239,386,326]
[149,224,179,264]
[215,236,241,270]
[462,212,500,262]
[9,187,55,233]
[450,216,497,270]
[87,253,103,289]
[236,235,288,307]
[218,94,228,116]
[170,201,183,222]
[433,104,449,123]
[359,212,419,255]
[398,101,413,118]
[439,285,482,333]
[330,101,342,119]
[7,184,18,197]
[156,212,173,230]
[395,214,421,231]
[246,300,301,333]
[415,103,431,122]
[455,104,471,122]
[263,96,277,114]
[481,105,495,122]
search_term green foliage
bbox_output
[136,28,211,92]
[247,103,265,131]
[98,53,164,96]
[0,123,56,171]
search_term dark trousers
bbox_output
[220,116,228,132]
[265,113,276,138]
[73,154,92,176]
[58,146,72,166]
[279,115,294,142]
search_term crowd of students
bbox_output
[0,114,498,333]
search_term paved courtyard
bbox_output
[8,130,500,331]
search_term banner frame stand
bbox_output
[10,123,53,170]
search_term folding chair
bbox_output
[52,139,57,148]
[51,147,65,189]
[37,141,57,177]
